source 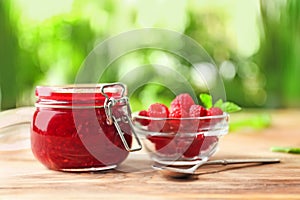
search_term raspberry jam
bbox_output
[31,83,142,171]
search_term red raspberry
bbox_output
[147,103,169,132]
[206,107,223,126]
[169,107,189,133]
[189,105,207,132]
[206,107,223,116]
[147,135,176,155]
[170,93,195,113]
[136,110,150,126]
[138,110,149,117]
[148,103,169,118]
[189,105,207,117]
[201,136,218,151]
[183,134,205,158]
[169,106,189,118]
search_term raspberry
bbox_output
[147,135,176,155]
[189,105,207,117]
[147,103,169,132]
[201,136,218,151]
[169,106,189,118]
[169,107,189,133]
[183,134,205,158]
[188,105,208,132]
[138,110,149,117]
[136,110,150,126]
[148,103,169,118]
[170,93,195,113]
[206,107,223,116]
[206,107,223,126]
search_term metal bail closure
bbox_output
[101,83,142,152]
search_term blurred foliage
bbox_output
[229,112,271,131]
[0,0,300,111]
[0,1,18,109]
[258,0,300,108]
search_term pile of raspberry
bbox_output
[137,93,223,133]
[139,93,223,119]
[136,93,224,158]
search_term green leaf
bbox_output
[200,93,212,109]
[271,146,300,154]
[199,93,241,113]
[214,99,223,108]
[221,102,242,113]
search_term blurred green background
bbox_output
[0,0,300,111]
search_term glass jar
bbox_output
[31,83,142,172]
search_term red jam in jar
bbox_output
[31,83,142,171]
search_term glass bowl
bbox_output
[133,113,229,165]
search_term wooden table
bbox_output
[1,109,300,199]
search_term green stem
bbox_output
[271,146,300,154]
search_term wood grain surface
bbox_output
[0,110,300,199]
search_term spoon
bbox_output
[153,158,280,178]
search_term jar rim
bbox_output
[35,83,127,107]
[36,84,124,97]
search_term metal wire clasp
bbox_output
[101,83,142,152]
